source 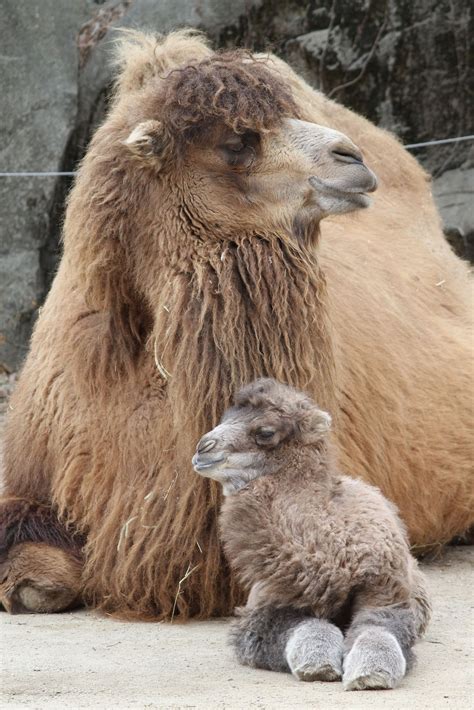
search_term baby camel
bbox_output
[193,379,431,690]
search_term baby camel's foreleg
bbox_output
[343,604,417,691]
[343,564,431,692]
[231,605,344,681]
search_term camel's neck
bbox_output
[275,442,336,493]
[152,233,337,441]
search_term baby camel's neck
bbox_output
[274,442,335,495]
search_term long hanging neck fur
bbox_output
[152,233,337,443]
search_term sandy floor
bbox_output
[1,547,472,709]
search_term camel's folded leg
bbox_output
[342,606,417,691]
[0,541,83,613]
[0,497,84,614]
[230,605,343,681]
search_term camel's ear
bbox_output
[297,406,332,445]
[124,120,166,164]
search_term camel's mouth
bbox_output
[309,168,378,212]
[192,454,227,474]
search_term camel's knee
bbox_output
[0,542,83,614]
[346,607,417,667]
[231,606,344,682]
[230,605,314,673]
[0,495,84,613]
[343,628,406,691]
[342,606,417,690]
[285,618,344,682]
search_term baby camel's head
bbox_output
[192,379,331,495]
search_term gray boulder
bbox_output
[433,166,474,261]
[0,0,94,372]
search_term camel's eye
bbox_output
[220,131,259,169]
[255,427,277,446]
[227,140,244,153]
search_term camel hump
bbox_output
[112,28,212,95]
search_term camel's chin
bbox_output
[320,192,372,218]
[348,192,371,209]
[334,193,372,215]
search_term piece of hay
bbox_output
[171,563,200,622]
[154,338,171,380]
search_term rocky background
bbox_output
[0,0,472,373]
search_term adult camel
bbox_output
[1,30,472,619]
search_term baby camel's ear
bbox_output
[297,405,332,445]
[124,120,166,165]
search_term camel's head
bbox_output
[192,378,331,495]
[121,40,377,243]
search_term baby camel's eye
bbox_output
[255,427,276,445]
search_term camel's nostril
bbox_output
[197,438,217,454]
[331,146,364,165]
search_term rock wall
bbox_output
[0,0,471,371]
[0,0,94,371]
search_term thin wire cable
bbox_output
[404,135,474,149]
[0,135,472,176]
[0,171,77,177]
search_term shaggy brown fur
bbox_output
[1,30,472,620]
[0,498,84,559]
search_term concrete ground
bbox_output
[0,547,472,710]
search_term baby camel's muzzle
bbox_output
[192,436,227,474]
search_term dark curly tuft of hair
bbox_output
[159,51,298,147]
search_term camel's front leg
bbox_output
[0,497,84,613]
[285,614,344,681]
[231,605,344,681]
[0,541,83,613]
[343,605,417,690]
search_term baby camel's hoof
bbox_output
[295,663,341,683]
[343,629,406,691]
[285,618,343,682]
